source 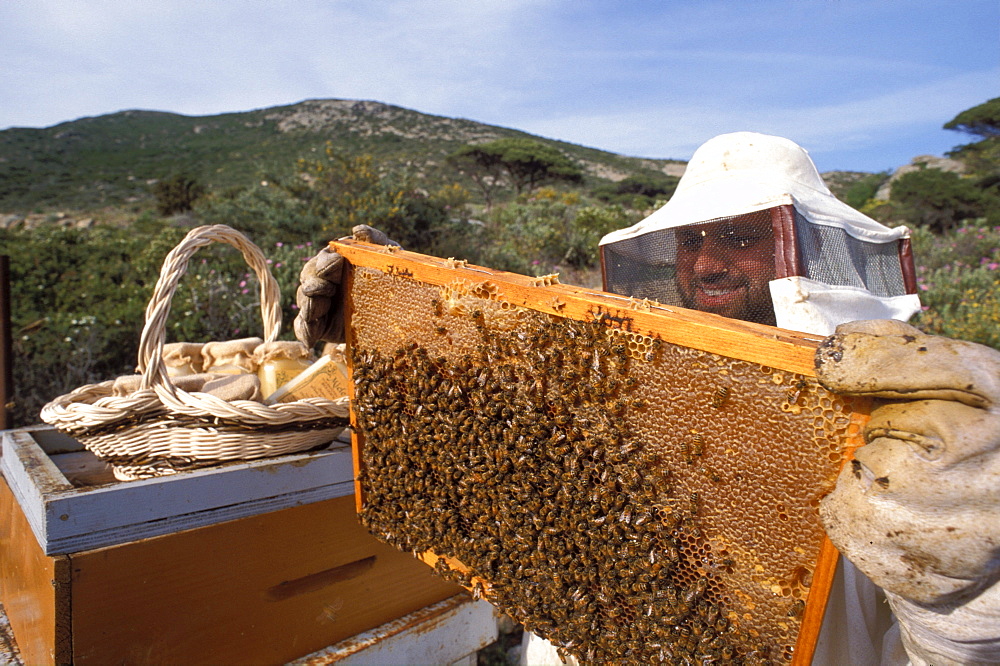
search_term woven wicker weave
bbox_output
[40,225,349,480]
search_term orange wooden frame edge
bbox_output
[332,239,825,376]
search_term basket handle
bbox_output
[138,225,283,394]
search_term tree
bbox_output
[446,144,507,208]
[944,97,1000,139]
[153,173,205,215]
[447,138,583,205]
[945,99,1000,198]
[890,168,985,233]
[494,138,583,195]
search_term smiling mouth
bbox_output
[695,283,746,306]
[700,287,741,297]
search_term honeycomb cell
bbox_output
[347,265,859,665]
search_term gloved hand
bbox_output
[293,225,399,348]
[816,319,1000,666]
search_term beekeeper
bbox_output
[294,133,1000,666]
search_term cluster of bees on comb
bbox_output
[359,340,768,656]
[348,266,849,664]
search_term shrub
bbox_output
[891,169,986,233]
[476,200,638,279]
[910,223,1000,350]
[153,173,205,215]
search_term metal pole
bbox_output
[0,256,12,430]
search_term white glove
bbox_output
[816,319,1000,666]
[293,225,399,348]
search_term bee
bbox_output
[788,599,806,618]
[711,386,730,409]
[682,434,704,464]
[786,379,808,405]
[691,434,704,457]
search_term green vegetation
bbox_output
[944,96,1000,139]
[890,168,991,232]
[1,97,999,426]
[0,100,681,214]
[592,172,680,209]
[154,173,206,215]
[447,138,583,204]
[910,223,1000,350]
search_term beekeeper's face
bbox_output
[675,216,776,325]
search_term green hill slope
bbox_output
[0,99,685,213]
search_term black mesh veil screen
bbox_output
[794,211,907,297]
[601,210,778,326]
[601,226,682,304]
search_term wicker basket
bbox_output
[40,225,350,480]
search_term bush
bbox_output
[0,221,308,426]
[475,200,638,279]
[891,169,986,233]
[153,173,205,215]
[910,223,1000,350]
[592,173,679,209]
[195,184,325,248]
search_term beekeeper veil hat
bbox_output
[599,132,921,335]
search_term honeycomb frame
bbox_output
[335,239,867,665]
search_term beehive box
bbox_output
[335,239,868,665]
[0,425,463,665]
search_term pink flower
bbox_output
[990,263,1000,271]
[239,280,247,288]
[276,242,284,247]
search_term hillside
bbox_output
[0,99,687,215]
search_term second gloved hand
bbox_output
[293,225,399,348]
[816,319,1000,666]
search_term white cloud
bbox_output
[513,68,999,163]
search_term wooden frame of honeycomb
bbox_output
[335,239,868,665]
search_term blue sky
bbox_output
[1,0,996,173]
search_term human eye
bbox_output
[721,228,767,249]
[677,232,703,252]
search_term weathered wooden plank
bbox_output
[287,595,499,665]
[1,427,355,555]
[0,477,71,666]
[69,494,464,666]
[0,430,71,554]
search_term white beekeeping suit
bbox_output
[524,134,999,665]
